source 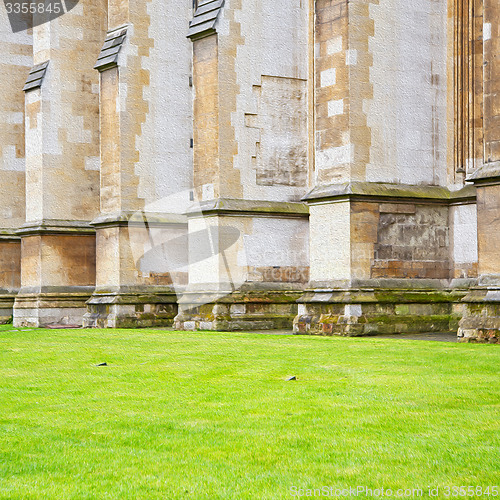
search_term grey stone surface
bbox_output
[23,61,49,92]
[94,27,127,72]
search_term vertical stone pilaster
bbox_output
[0,8,31,322]
[192,34,220,201]
[453,0,484,178]
[314,0,351,186]
[483,0,500,163]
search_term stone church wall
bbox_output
[0,0,497,340]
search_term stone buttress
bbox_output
[294,0,480,336]
[13,1,106,327]
[174,0,311,330]
[458,0,500,343]
[83,0,193,327]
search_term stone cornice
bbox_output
[0,228,21,241]
[466,161,500,186]
[90,212,188,228]
[16,220,95,236]
[186,198,310,218]
[16,286,96,296]
[303,181,476,205]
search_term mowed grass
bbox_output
[0,326,498,499]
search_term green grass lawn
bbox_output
[0,326,498,499]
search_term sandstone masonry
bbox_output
[0,0,497,342]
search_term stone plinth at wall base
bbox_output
[13,289,94,327]
[0,294,16,324]
[174,290,302,331]
[458,288,500,344]
[83,290,178,328]
[294,289,466,336]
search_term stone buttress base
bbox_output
[458,288,500,343]
[294,289,466,336]
[13,288,94,327]
[83,288,178,328]
[0,234,22,323]
[0,294,15,323]
[13,222,97,327]
[174,290,302,331]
